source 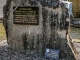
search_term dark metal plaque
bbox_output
[44,48,60,60]
[13,6,39,25]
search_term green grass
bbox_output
[70,27,80,43]
[71,27,80,33]
[0,23,6,41]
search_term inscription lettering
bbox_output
[13,6,39,25]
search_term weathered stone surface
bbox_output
[3,0,77,60]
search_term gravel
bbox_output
[0,40,51,60]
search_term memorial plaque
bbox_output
[13,6,39,25]
[44,48,60,60]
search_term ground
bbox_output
[73,43,80,60]
[70,27,80,60]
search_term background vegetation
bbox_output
[0,23,6,42]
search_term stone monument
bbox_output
[3,0,77,60]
